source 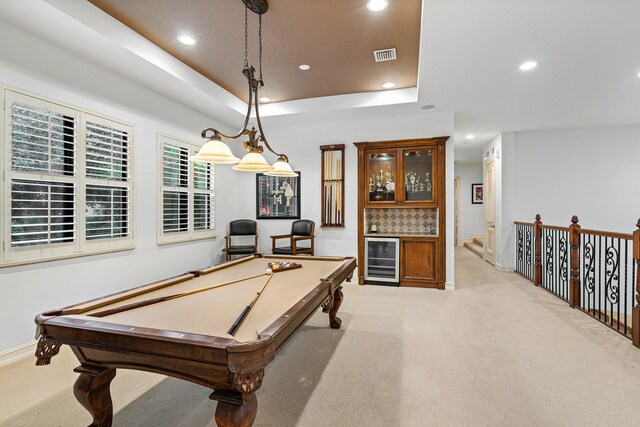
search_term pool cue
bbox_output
[336,156,340,224]
[327,151,333,224]
[227,272,274,336]
[91,273,269,318]
[335,156,339,224]
[337,157,341,225]
[331,152,335,224]
[323,150,326,224]
[332,155,335,224]
[322,151,327,225]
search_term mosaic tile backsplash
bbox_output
[365,208,438,235]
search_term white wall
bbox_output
[232,109,456,288]
[0,19,239,353]
[0,12,458,354]
[512,126,640,232]
[454,163,483,241]
[485,125,640,274]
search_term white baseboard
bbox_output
[0,341,36,368]
[495,264,515,273]
[445,282,455,290]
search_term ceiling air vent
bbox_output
[373,48,397,62]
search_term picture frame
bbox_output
[256,172,301,219]
[471,183,483,204]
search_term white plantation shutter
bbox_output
[157,134,215,244]
[193,193,211,230]
[86,185,130,240]
[85,121,129,180]
[11,180,75,246]
[162,143,189,233]
[83,115,132,246]
[11,103,76,176]
[2,90,134,266]
[193,151,214,231]
[162,190,189,233]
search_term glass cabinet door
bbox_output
[367,150,397,203]
[365,238,399,283]
[402,149,434,203]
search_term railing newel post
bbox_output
[569,215,581,308]
[534,214,542,287]
[632,218,640,348]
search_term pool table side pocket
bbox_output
[259,257,356,351]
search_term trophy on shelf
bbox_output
[377,169,385,191]
[385,166,394,192]
[405,171,416,192]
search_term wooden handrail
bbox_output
[540,224,570,232]
[514,221,534,226]
[578,228,633,240]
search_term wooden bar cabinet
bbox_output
[354,137,448,288]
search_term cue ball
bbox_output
[266,269,273,274]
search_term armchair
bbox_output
[271,220,315,256]
[225,219,258,261]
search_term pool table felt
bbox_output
[63,256,348,343]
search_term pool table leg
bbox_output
[213,391,258,427]
[211,369,264,427]
[73,365,116,427]
[323,285,344,329]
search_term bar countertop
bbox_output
[363,232,437,238]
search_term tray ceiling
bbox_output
[87,0,421,103]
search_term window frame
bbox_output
[1,86,136,267]
[156,133,216,245]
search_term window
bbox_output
[1,89,134,266]
[157,134,215,244]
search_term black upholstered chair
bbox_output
[270,220,315,256]
[225,219,258,261]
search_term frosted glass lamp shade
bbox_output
[264,157,298,177]
[232,150,274,172]
[189,137,240,164]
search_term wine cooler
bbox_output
[364,237,399,284]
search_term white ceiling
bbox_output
[3,0,640,164]
[421,0,640,161]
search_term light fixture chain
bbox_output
[244,5,249,69]
[259,13,263,81]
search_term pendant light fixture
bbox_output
[190,0,297,177]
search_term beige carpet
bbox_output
[2,247,640,426]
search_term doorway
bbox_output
[483,157,496,265]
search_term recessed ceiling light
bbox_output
[637,70,640,77]
[177,35,196,46]
[259,97,271,103]
[367,0,389,12]
[382,82,396,89]
[519,61,538,71]
[421,104,435,110]
[466,134,475,139]
[299,64,310,71]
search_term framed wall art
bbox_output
[471,183,483,204]
[256,172,301,219]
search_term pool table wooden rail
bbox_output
[34,254,356,427]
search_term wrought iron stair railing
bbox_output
[514,215,640,348]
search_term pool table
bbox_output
[34,254,356,427]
